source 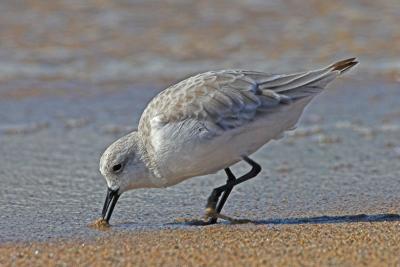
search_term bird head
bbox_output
[99,131,151,222]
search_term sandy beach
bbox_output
[1,76,400,266]
[1,0,400,266]
[1,222,400,266]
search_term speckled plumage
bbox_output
[139,59,356,145]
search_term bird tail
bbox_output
[329,57,359,74]
[259,58,358,100]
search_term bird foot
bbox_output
[204,207,251,224]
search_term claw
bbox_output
[204,207,244,223]
[204,207,217,219]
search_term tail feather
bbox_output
[257,68,329,89]
[260,58,358,100]
[330,57,358,73]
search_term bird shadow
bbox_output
[253,213,400,225]
[169,213,400,227]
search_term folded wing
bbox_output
[141,58,357,134]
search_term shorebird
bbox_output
[99,58,358,224]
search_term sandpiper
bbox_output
[99,58,358,224]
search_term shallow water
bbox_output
[1,0,400,85]
[1,78,400,243]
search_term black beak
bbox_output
[101,187,120,222]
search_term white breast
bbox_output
[148,96,313,187]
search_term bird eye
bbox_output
[112,163,123,173]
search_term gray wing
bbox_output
[141,58,357,133]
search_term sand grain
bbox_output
[1,222,399,267]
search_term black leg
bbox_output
[207,168,236,224]
[217,168,236,213]
[205,156,262,223]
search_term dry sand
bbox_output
[1,222,400,267]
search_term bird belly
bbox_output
[150,97,313,186]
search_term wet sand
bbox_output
[2,77,400,244]
[1,222,400,266]
[1,77,400,266]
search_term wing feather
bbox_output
[139,58,358,138]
